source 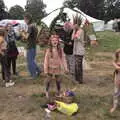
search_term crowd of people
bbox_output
[0,13,120,113]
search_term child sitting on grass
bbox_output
[110,49,120,113]
[44,34,68,98]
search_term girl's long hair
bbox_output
[49,35,62,59]
[115,49,120,63]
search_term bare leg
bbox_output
[110,83,120,113]
[45,75,52,98]
[56,75,61,96]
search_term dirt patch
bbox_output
[95,52,114,57]
[0,51,119,120]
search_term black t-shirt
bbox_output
[7,41,18,57]
[55,27,74,55]
[62,30,74,55]
[27,24,38,49]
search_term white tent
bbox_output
[42,7,105,32]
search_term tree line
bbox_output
[64,0,120,22]
[0,0,120,23]
[0,0,46,24]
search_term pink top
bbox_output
[44,48,68,75]
[72,29,82,40]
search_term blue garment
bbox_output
[27,48,40,78]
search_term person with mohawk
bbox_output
[72,15,85,84]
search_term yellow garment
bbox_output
[0,36,7,55]
[20,31,29,41]
[0,36,4,44]
[56,101,78,116]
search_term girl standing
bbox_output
[6,23,19,76]
[44,35,68,98]
[110,49,120,113]
[0,29,15,87]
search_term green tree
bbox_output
[0,0,9,20]
[0,0,5,9]
[104,0,120,21]
[25,0,46,24]
[9,5,24,19]
[64,0,105,20]
[64,0,120,21]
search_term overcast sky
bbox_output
[4,0,65,12]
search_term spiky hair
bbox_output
[73,14,82,26]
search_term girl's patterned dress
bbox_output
[44,48,68,92]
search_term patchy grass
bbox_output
[0,31,120,120]
[94,31,119,52]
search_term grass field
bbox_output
[0,31,120,120]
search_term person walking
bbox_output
[24,13,40,78]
